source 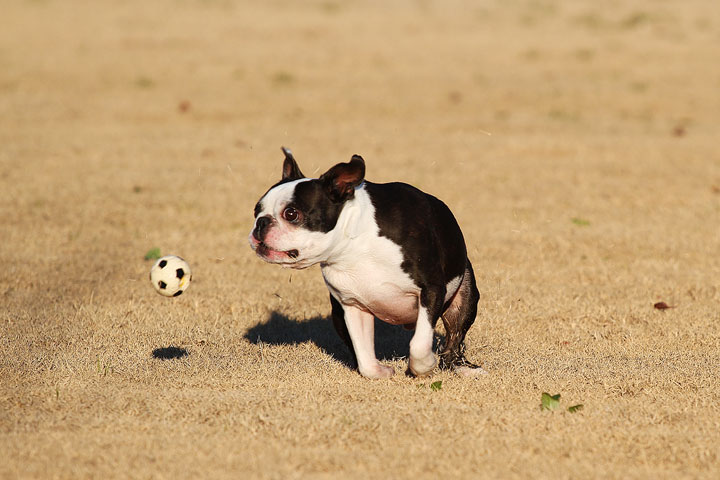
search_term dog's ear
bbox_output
[319,154,365,203]
[281,147,305,181]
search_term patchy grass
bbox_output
[272,71,296,86]
[1,0,719,479]
[134,76,155,88]
[571,217,591,226]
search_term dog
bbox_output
[249,148,485,378]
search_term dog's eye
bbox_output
[282,207,300,223]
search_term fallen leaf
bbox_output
[144,247,161,261]
[672,125,686,137]
[541,392,561,411]
[653,302,675,310]
[448,90,463,104]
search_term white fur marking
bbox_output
[321,186,420,325]
[408,305,437,376]
[445,275,462,303]
[343,305,394,379]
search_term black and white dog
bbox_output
[249,148,485,379]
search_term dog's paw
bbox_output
[408,354,437,377]
[359,363,395,379]
[454,365,489,377]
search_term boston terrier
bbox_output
[249,148,485,379]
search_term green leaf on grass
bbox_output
[430,380,443,391]
[272,71,295,85]
[571,217,591,226]
[144,247,161,261]
[568,404,584,413]
[135,76,155,88]
[541,392,561,411]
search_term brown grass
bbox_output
[2,0,719,478]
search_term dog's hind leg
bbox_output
[438,261,487,376]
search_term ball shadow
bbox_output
[152,346,189,360]
[244,311,444,370]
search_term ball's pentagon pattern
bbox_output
[149,255,192,297]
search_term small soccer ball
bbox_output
[149,255,192,297]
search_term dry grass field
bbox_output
[2,0,719,478]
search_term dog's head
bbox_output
[249,147,365,268]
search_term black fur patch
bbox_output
[364,181,467,297]
[289,180,347,233]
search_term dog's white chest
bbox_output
[321,234,420,325]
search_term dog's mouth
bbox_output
[256,241,299,260]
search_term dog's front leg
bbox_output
[342,305,395,379]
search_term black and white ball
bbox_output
[149,255,192,297]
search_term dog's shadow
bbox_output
[244,311,443,368]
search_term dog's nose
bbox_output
[253,215,272,241]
